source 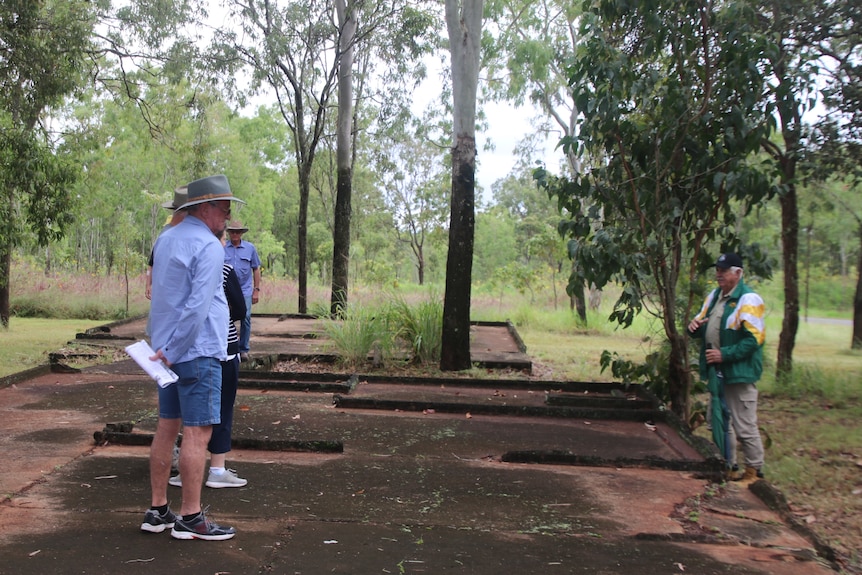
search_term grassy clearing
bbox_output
[0,318,104,378]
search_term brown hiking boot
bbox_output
[724,465,740,482]
[732,466,762,485]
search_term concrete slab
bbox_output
[0,317,838,574]
[65,314,534,372]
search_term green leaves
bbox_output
[536,0,783,417]
[0,0,94,247]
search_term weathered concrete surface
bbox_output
[0,317,838,574]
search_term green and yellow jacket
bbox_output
[689,279,766,385]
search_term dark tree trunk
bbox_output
[574,294,586,322]
[573,261,587,322]
[297,168,310,315]
[440,134,476,371]
[567,261,587,322]
[777,184,800,377]
[417,249,425,285]
[853,225,862,349]
[770,33,802,379]
[330,0,355,319]
[0,245,10,327]
[667,331,691,422]
[330,166,351,317]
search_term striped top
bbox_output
[223,264,240,355]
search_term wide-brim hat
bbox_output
[226,220,249,233]
[715,253,743,269]
[161,187,188,210]
[178,174,246,210]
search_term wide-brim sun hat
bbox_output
[226,220,249,233]
[161,187,188,210]
[178,174,246,210]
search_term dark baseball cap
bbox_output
[715,253,743,269]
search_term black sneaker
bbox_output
[170,508,236,541]
[140,507,177,533]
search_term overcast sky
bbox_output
[474,100,560,198]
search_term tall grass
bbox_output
[386,293,443,364]
[319,304,394,368]
[319,293,444,368]
[7,257,858,381]
[10,260,147,319]
[759,318,862,400]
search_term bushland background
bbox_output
[1,261,860,571]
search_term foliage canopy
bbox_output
[535,0,780,417]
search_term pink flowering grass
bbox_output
[10,260,147,319]
[9,259,548,322]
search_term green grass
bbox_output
[518,325,651,382]
[320,304,395,368]
[0,318,104,378]
[386,294,443,365]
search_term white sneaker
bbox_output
[168,474,182,487]
[206,468,247,488]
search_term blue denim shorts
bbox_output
[158,357,222,426]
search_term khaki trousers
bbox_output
[724,382,765,470]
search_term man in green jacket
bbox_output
[688,253,766,484]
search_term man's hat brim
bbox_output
[179,196,246,210]
[226,219,249,232]
[161,187,189,210]
[178,175,246,210]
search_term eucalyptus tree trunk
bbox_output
[0,246,10,328]
[778,182,800,376]
[298,162,311,314]
[440,0,482,371]
[853,224,862,349]
[330,0,357,318]
[772,47,802,378]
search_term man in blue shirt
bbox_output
[141,174,245,541]
[224,220,261,361]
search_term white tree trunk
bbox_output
[335,0,356,170]
[445,0,482,140]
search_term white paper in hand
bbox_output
[124,340,179,388]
